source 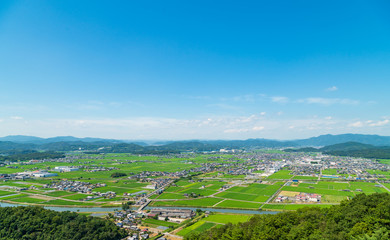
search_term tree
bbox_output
[111,172,127,178]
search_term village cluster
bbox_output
[112,208,196,240]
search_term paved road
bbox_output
[376,181,390,193]
[260,175,295,209]
[137,180,174,211]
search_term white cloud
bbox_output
[326,86,338,92]
[1,113,390,140]
[347,119,389,128]
[252,126,265,131]
[271,96,289,103]
[224,128,249,133]
[10,116,23,120]
[348,121,364,128]
[298,98,359,105]
[260,112,266,116]
[369,119,390,127]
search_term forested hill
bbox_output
[3,134,390,157]
[186,193,390,240]
[0,206,127,240]
[286,142,390,159]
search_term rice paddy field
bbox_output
[142,219,179,228]
[177,213,252,236]
[266,170,293,180]
[177,221,218,237]
[1,153,390,210]
[262,204,334,211]
[280,181,388,203]
[150,197,222,208]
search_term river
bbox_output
[0,202,279,215]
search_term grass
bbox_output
[262,204,334,210]
[178,188,217,196]
[267,170,293,180]
[215,192,268,202]
[177,221,217,236]
[44,199,97,206]
[322,195,349,203]
[0,190,14,197]
[143,219,179,227]
[62,193,92,201]
[45,191,72,197]
[0,194,28,200]
[293,176,318,180]
[282,186,354,197]
[322,169,339,175]
[378,159,390,165]
[204,213,251,224]
[12,196,46,204]
[215,200,261,209]
[155,192,186,200]
[150,197,221,207]
[165,186,183,192]
[3,153,389,209]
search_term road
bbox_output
[376,181,390,193]
[259,175,295,209]
[137,180,174,211]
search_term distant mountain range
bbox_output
[1,134,390,155]
[0,135,123,144]
[293,134,390,146]
[286,141,390,159]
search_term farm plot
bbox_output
[177,221,217,236]
[44,199,97,206]
[348,182,387,194]
[62,193,93,201]
[154,192,187,200]
[150,197,221,208]
[266,170,293,180]
[12,196,47,204]
[282,185,354,197]
[293,176,318,180]
[215,200,261,209]
[142,219,179,228]
[322,169,340,175]
[165,180,223,198]
[262,204,334,211]
[204,213,251,224]
[0,194,28,200]
[45,191,72,197]
[0,190,13,197]
[219,183,280,203]
[215,192,268,202]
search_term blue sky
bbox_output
[1,0,390,140]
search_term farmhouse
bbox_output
[150,208,194,219]
[53,166,79,172]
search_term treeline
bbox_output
[111,172,127,178]
[89,142,221,154]
[0,206,127,240]
[0,151,65,162]
[285,142,390,159]
[327,149,390,159]
[186,193,390,240]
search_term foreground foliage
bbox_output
[186,193,390,240]
[0,206,127,240]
